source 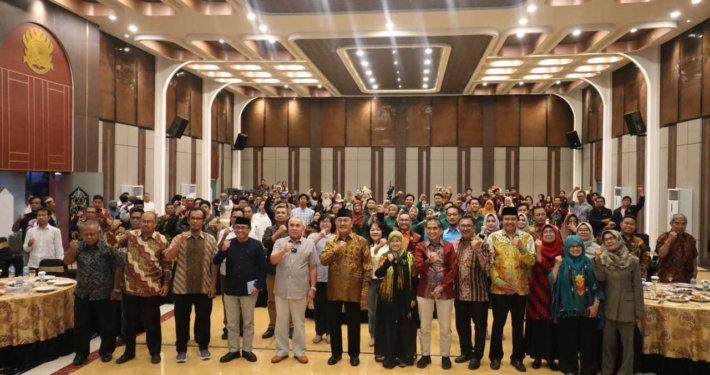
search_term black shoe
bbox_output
[151,355,161,364]
[220,351,240,363]
[416,355,432,369]
[262,327,275,339]
[100,354,112,363]
[289,327,293,339]
[327,355,341,365]
[490,359,501,370]
[469,358,481,370]
[442,357,452,370]
[383,359,396,369]
[115,354,135,364]
[72,355,87,366]
[455,353,474,363]
[511,360,527,372]
[115,337,124,347]
[222,331,228,340]
[240,331,243,337]
[548,360,558,371]
[532,359,542,369]
[242,351,257,362]
[350,356,360,366]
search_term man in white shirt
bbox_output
[251,201,273,241]
[143,193,156,213]
[218,193,234,222]
[23,207,64,269]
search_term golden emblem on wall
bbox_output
[22,27,54,74]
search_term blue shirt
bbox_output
[442,226,462,243]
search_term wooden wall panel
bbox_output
[99,33,115,121]
[165,77,177,131]
[189,74,202,139]
[345,98,371,146]
[595,92,604,141]
[494,96,519,146]
[227,93,234,144]
[211,95,218,142]
[288,98,311,146]
[322,98,346,146]
[582,87,590,143]
[548,96,574,147]
[136,51,155,129]
[175,73,191,135]
[264,99,289,146]
[242,99,264,146]
[457,96,483,146]
[431,97,457,146]
[115,49,137,125]
[406,97,431,146]
[678,32,702,122]
[703,21,710,117]
[612,68,626,137]
[623,65,639,121]
[660,39,680,126]
[638,67,648,127]
[520,96,547,146]
[219,93,228,143]
[372,97,397,146]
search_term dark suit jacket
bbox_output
[612,196,645,229]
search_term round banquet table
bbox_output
[641,293,710,375]
[0,278,76,368]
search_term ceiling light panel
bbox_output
[231,64,262,71]
[254,78,280,83]
[575,64,611,72]
[283,72,313,78]
[292,78,319,83]
[489,60,524,67]
[538,58,573,65]
[216,78,243,83]
[188,64,221,70]
[202,71,232,77]
[530,66,564,73]
[242,71,272,78]
[482,76,510,81]
[523,74,552,80]
[275,64,306,71]
[485,68,518,75]
[586,56,623,64]
[566,72,598,78]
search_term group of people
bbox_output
[10,182,699,375]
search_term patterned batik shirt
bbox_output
[169,231,218,295]
[106,230,171,297]
[75,239,124,301]
[319,231,372,303]
[487,229,536,296]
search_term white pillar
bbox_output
[624,46,661,239]
[200,81,232,200]
[153,57,190,215]
[559,91,583,188]
[586,74,614,204]
[232,95,256,189]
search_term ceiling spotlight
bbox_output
[671,11,681,18]
[482,82,488,86]
[361,61,369,67]
[687,19,692,23]
[397,78,401,81]
[519,82,524,86]
[386,22,394,30]
[317,84,322,88]
[517,32,525,38]
[692,0,702,4]
[268,38,275,44]
[490,60,524,67]
[423,77,429,82]
[369,78,376,83]
[247,12,256,20]
[396,71,400,74]
[519,18,528,25]
[572,29,582,36]
[424,69,430,74]
[124,47,130,52]
[124,34,129,38]
[556,81,561,85]
[284,85,289,88]
[219,39,225,44]
[422,84,428,88]
[398,85,402,88]
[366,70,372,75]
[259,24,268,32]
[424,59,431,65]
[527,5,537,13]
[128,25,138,32]
[630,28,638,33]
[392,49,396,54]
[356,50,364,56]
[425,48,432,54]
[373,85,379,89]
[109,15,117,21]
[394,61,398,65]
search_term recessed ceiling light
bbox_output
[424,69,430,74]
[576,64,611,72]
[386,22,394,30]
[317,84,322,88]
[254,78,280,83]
[519,82,524,86]
[425,48,432,54]
[538,58,573,65]
[366,70,373,76]
[392,50,396,54]
[234,64,263,70]
[259,24,268,32]
[397,78,401,82]
[369,78,376,83]
[292,78,318,84]
[396,71,400,74]
[128,25,138,32]
[242,71,272,78]
[284,85,289,88]
[247,12,256,20]
[124,34,129,38]
[361,61,369,67]
[423,84,429,88]
[356,50,364,56]
[485,68,517,74]
[523,74,552,80]
[490,60,524,67]
[586,56,623,64]
[394,61,398,65]
[519,18,528,25]
[566,73,597,78]
[687,19,692,23]
[424,59,431,65]
[556,81,561,85]
[517,32,525,38]
[188,64,221,70]
[482,82,488,86]
[398,85,402,88]
[423,77,429,82]
[671,11,681,18]
[572,29,582,36]
[109,15,117,21]
[630,28,638,33]
[274,64,305,71]
[373,84,379,89]
[531,66,563,73]
[692,0,701,4]
[219,39,225,44]
[527,5,537,13]
[216,78,243,83]
[124,47,130,52]
[482,76,510,81]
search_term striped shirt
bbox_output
[169,231,218,295]
[290,207,315,226]
[106,230,170,297]
[451,237,490,302]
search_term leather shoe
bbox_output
[115,354,135,365]
[532,359,542,369]
[262,327,275,339]
[221,331,228,340]
[455,353,474,364]
[242,351,257,362]
[327,355,341,365]
[417,355,432,369]
[271,354,288,363]
[350,356,360,366]
[295,355,308,364]
[151,355,161,364]
[469,358,481,370]
[100,354,112,363]
[548,361,558,371]
[220,352,240,363]
[72,355,87,366]
[511,360,527,372]
[441,356,452,370]
[490,359,501,370]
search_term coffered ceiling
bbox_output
[48,0,710,97]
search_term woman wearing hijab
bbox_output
[307,214,336,345]
[550,236,601,375]
[576,223,600,259]
[560,214,579,241]
[385,204,398,228]
[352,200,369,237]
[479,213,500,237]
[525,224,562,371]
[593,230,644,375]
[480,200,497,217]
[517,213,529,231]
[374,231,418,369]
[108,200,121,219]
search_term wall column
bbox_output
[560,91,583,188]
[624,46,661,240]
[153,57,189,215]
[200,81,233,199]
[232,94,256,189]
[587,74,614,204]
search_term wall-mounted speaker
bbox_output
[623,110,647,137]
[565,131,583,150]
[233,133,249,150]
[166,116,189,139]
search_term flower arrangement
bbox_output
[356,186,372,199]
[434,185,452,198]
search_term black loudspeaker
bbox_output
[565,131,583,150]
[166,116,189,139]
[233,133,248,150]
[624,110,647,136]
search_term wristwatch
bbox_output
[310,286,317,292]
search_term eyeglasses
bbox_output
[569,244,583,249]
[602,237,616,243]
[459,224,473,229]
[234,225,250,231]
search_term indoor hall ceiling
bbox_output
[48,0,710,97]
